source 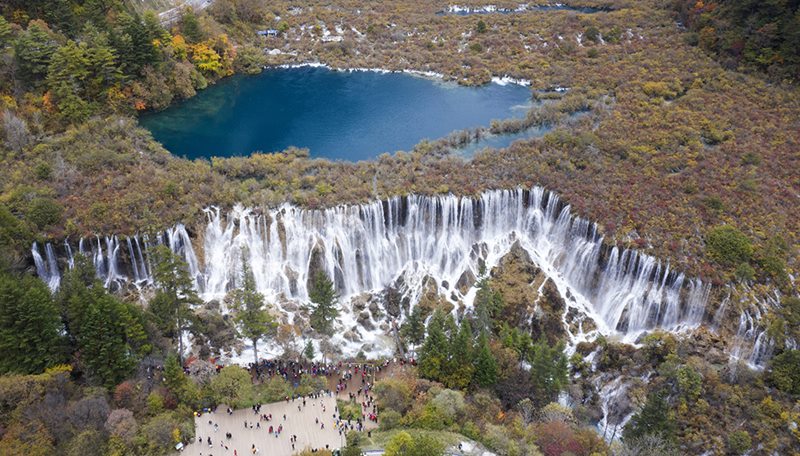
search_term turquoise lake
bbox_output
[139,67,533,161]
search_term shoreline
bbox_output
[267,61,532,87]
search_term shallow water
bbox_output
[139,67,532,161]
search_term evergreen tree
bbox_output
[57,254,98,348]
[418,309,449,381]
[56,255,147,387]
[0,16,12,48]
[473,330,498,387]
[303,340,315,361]
[445,318,474,389]
[623,390,676,443]
[112,13,156,76]
[78,289,136,388]
[473,279,503,333]
[180,8,203,43]
[47,40,93,123]
[0,273,65,374]
[163,353,199,406]
[150,245,200,361]
[83,25,122,101]
[400,305,426,353]
[529,337,568,407]
[228,261,277,365]
[308,272,339,336]
[14,21,57,84]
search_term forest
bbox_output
[0,0,798,455]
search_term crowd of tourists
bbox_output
[186,357,414,455]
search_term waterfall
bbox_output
[32,242,61,291]
[31,187,711,345]
[194,188,708,339]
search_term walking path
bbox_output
[181,393,368,455]
[178,360,413,455]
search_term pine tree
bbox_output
[473,279,503,333]
[445,318,475,389]
[229,261,277,365]
[180,8,203,43]
[112,13,156,76]
[308,272,339,336]
[78,289,136,388]
[163,353,199,406]
[623,390,676,443]
[150,245,200,361]
[83,25,122,100]
[0,273,65,374]
[473,330,497,388]
[57,254,98,347]
[418,309,449,381]
[47,40,93,123]
[14,21,58,84]
[529,337,568,407]
[56,255,146,387]
[400,305,426,353]
[0,16,12,48]
[303,340,315,361]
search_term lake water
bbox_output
[139,67,532,161]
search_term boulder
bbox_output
[456,268,477,294]
[351,293,369,312]
[357,311,374,330]
[368,300,383,320]
[343,327,362,342]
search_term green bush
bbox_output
[727,430,752,455]
[209,365,253,407]
[337,399,362,421]
[585,26,600,43]
[379,409,402,430]
[734,262,755,282]
[705,225,753,267]
[767,350,800,395]
[26,197,63,228]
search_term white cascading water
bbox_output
[32,242,61,291]
[32,187,710,349]
[725,287,796,369]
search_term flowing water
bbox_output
[34,187,712,356]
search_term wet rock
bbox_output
[368,300,383,320]
[343,327,362,342]
[456,269,477,294]
[281,300,299,313]
[305,241,327,291]
[284,266,299,296]
[541,279,565,313]
[679,327,729,365]
[357,311,374,330]
[351,293,369,312]
[470,242,489,273]
[416,275,453,317]
[384,285,403,318]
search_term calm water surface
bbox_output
[140,67,532,161]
